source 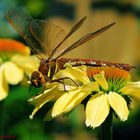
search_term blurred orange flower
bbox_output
[0,39,39,100]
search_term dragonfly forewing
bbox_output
[30,20,67,57]
[7,7,47,59]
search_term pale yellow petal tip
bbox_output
[51,113,57,118]
[119,109,129,121]
[85,93,110,129]
[27,81,31,84]
[85,123,92,128]
[85,120,94,128]
[52,110,62,118]
[120,116,128,121]
[0,93,8,101]
[108,92,129,121]
[28,98,33,102]
[85,120,100,129]
[52,108,61,118]
[29,115,33,119]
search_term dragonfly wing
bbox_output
[54,22,116,59]
[30,20,67,57]
[49,16,87,58]
[6,7,46,58]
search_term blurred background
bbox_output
[1,0,140,140]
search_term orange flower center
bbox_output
[87,67,130,81]
[87,66,131,92]
[0,39,29,55]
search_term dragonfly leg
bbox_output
[52,77,79,87]
[52,77,79,93]
[55,80,68,92]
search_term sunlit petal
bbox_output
[11,54,39,76]
[120,82,140,101]
[86,93,109,128]
[0,67,9,100]
[93,71,108,91]
[52,88,90,117]
[29,85,64,119]
[3,62,24,85]
[54,64,90,83]
[82,82,99,92]
[108,91,129,121]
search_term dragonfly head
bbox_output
[30,71,45,87]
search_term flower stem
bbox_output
[100,110,113,140]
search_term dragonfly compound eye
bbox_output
[31,71,45,87]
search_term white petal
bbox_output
[0,66,9,100]
[86,93,110,128]
[108,91,129,121]
[3,62,24,85]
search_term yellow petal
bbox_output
[29,85,64,119]
[52,89,89,117]
[86,93,110,128]
[3,62,24,85]
[120,81,140,101]
[108,91,129,121]
[93,71,108,91]
[0,66,9,100]
[125,91,140,101]
[54,64,90,83]
[11,54,39,76]
[82,82,99,92]
[52,82,99,117]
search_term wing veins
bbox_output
[54,22,116,59]
[7,7,46,59]
[49,16,87,59]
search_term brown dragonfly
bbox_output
[7,7,133,89]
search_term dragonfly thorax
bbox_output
[39,59,58,79]
[30,59,58,88]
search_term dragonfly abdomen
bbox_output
[58,58,134,71]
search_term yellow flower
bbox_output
[52,66,131,128]
[85,67,131,128]
[0,39,39,100]
[29,65,99,119]
[29,64,140,129]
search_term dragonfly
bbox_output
[7,7,134,89]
